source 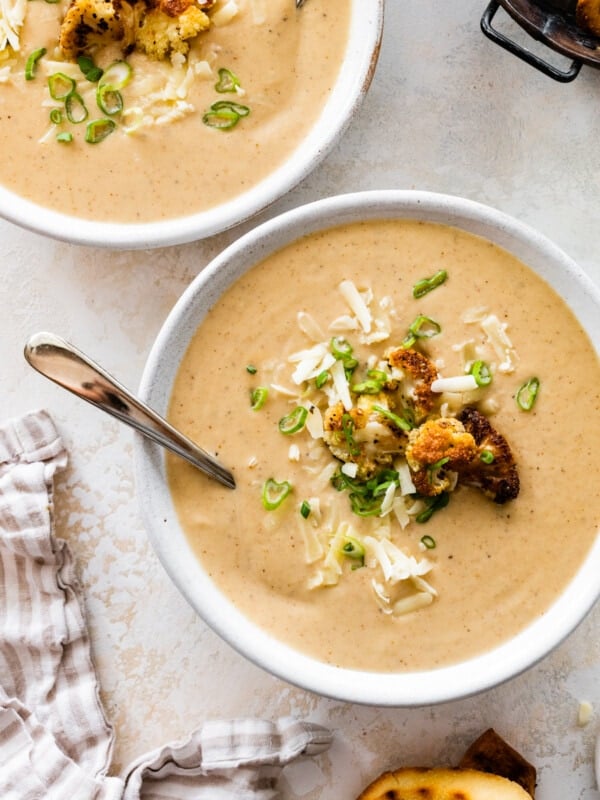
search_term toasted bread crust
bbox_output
[459,728,536,798]
[356,766,532,800]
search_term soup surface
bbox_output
[167,220,600,672]
[0,0,350,222]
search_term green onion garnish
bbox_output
[84,119,115,143]
[470,360,492,387]
[25,47,46,81]
[341,535,365,563]
[278,406,308,435]
[341,413,360,456]
[420,534,436,549]
[416,492,450,523]
[315,370,329,389]
[352,369,389,394]
[480,450,495,464]
[203,100,250,130]
[261,478,292,510]
[49,108,63,124]
[96,84,123,115]
[246,364,257,374]
[215,67,241,93]
[408,314,442,339]
[372,404,412,432]
[330,336,353,359]
[65,92,88,124]
[331,468,399,518]
[99,60,132,90]
[56,131,73,143]
[48,72,75,100]
[250,386,268,410]
[77,55,103,83]
[412,269,447,299]
[300,500,311,519]
[516,377,540,411]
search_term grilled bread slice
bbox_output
[357,766,531,800]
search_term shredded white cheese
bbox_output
[431,374,479,393]
[480,314,518,373]
[297,311,325,342]
[339,280,372,333]
[211,0,239,27]
[330,358,353,411]
[0,0,26,52]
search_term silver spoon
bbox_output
[24,332,236,490]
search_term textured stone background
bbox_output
[1,1,599,798]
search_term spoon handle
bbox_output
[24,332,235,490]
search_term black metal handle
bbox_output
[481,0,582,82]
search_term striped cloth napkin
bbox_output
[0,410,332,800]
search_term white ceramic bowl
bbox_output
[135,190,600,706]
[0,1,383,250]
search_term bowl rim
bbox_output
[135,189,600,706]
[0,0,384,250]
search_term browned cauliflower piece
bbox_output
[323,395,408,479]
[59,0,213,60]
[405,417,478,497]
[135,2,210,59]
[59,0,135,59]
[386,347,439,424]
[456,407,520,504]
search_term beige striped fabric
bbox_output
[0,410,332,800]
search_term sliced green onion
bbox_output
[416,491,450,523]
[65,92,88,124]
[372,404,412,432]
[77,55,103,83]
[203,107,240,130]
[341,535,365,561]
[84,118,115,143]
[413,269,448,299]
[261,478,292,510]
[246,364,257,374]
[278,406,308,435]
[96,84,123,115]
[341,413,360,456]
[56,131,73,143]
[49,108,63,124]
[215,67,241,93]
[420,534,436,549]
[211,100,250,116]
[352,369,388,394]
[315,370,329,389]
[99,60,132,90]
[480,450,495,464]
[408,314,442,339]
[25,47,46,81]
[250,386,268,410]
[428,456,449,474]
[48,72,75,100]
[330,336,353,359]
[470,360,492,387]
[516,377,540,411]
[300,500,311,519]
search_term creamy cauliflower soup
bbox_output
[0,0,350,222]
[167,220,600,672]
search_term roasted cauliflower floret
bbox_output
[135,3,210,59]
[59,0,134,59]
[59,0,213,60]
[405,416,478,497]
[386,347,439,423]
[323,395,408,479]
[456,407,520,504]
